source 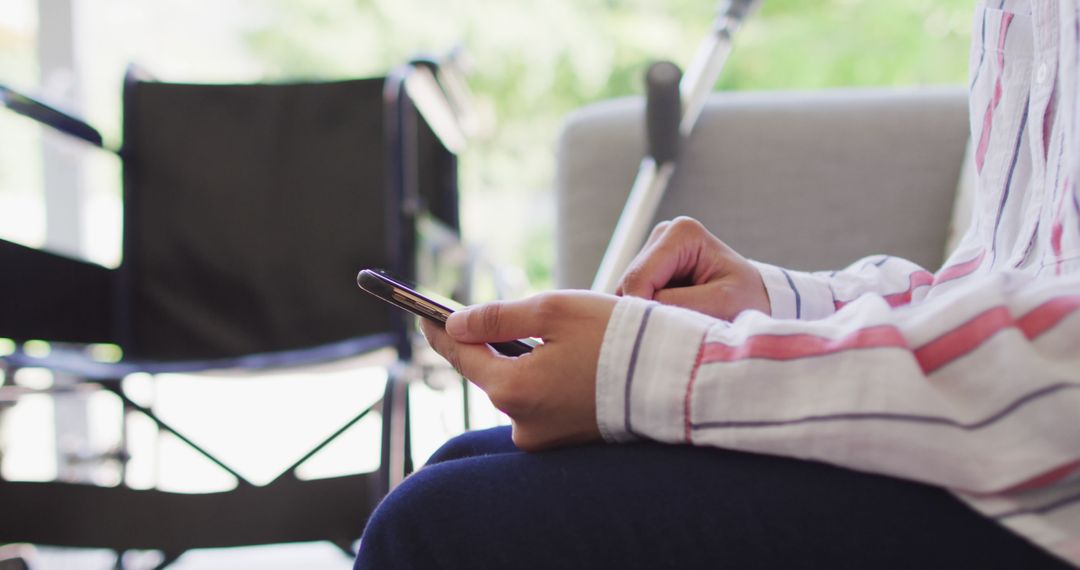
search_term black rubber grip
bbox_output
[725,0,760,21]
[645,61,682,164]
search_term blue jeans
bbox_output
[355,426,1069,569]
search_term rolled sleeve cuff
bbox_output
[595,296,716,444]
[595,296,651,443]
[750,260,836,321]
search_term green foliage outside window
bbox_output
[245,0,973,289]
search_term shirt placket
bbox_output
[1014,0,1058,267]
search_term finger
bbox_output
[643,220,671,250]
[418,318,444,345]
[619,235,684,299]
[445,297,548,344]
[419,318,451,356]
[616,221,672,296]
[421,318,518,389]
[451,343,518,390]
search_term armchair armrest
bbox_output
[0,239,116,345]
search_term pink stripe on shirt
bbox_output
[698,295,1080,373]
[934,249,987,285]
[834,271,934,311]
[975,11,1016,173]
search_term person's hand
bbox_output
[617,216,770,320]
[419,291,616,452]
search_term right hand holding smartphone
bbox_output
[419,291,616,451]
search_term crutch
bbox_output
[591,0,762,293]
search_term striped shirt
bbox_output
[595,1,1080,564]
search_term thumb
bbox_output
[445,299,542,344]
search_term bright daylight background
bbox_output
[0,0,971,568]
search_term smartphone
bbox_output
[357,268,536,357]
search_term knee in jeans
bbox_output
[357,462,472,568]
[424,431,481,465]
[425,426,513,465]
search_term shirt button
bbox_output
[1037,62,1048,83]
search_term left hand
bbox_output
[617,217,770,320]
[419,290,617,451]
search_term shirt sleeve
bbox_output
[595,270,1080,495]
[751,255,934,321]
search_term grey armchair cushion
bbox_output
[555,87,970,289]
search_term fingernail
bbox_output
[445,310,468,337]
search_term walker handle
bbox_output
[645,61,682,165]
